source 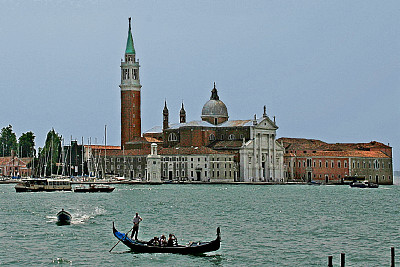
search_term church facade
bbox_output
[145,83,285,182]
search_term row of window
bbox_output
[291,159,391,170]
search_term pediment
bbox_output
[254,117,278,130]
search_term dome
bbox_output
[201,99,228,118]
[201,83,228,124]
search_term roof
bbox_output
[289,150,390,159]
[85,145,121,150]
[159,146,230,156]
[211,140,244,150]
[125,18,135,54]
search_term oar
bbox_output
[109,225,134,252]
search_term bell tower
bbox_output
[120,17,142,147]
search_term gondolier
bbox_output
[131,213,142,240]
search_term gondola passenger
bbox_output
[160,235,167,246]
[167,234,177,246]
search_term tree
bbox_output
[18,131,36,158]
[0,125,18,157]
[38,129,61,176]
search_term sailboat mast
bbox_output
[81,136,84,177]
[104,125,107,178]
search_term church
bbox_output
[90,18,285,183]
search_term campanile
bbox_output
[120,18,142,147]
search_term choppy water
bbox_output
[0,183,399,266]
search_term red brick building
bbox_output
[279,138,393,185]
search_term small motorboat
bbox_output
[74,184,115,193]
[350,180,379,188]
[112,222,220,254]
[57,209,72,225]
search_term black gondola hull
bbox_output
[112,223,220,254]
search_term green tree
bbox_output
[0,125,18,157]
[18,131,36,158]
[38,129,61,176]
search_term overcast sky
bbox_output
[0,0,399,170]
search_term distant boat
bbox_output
[307,180,321,185]
[74,184,115,193]
[112,222,221,254]
[57,209,71,225]
[15,178,72,192]
[350,180,379,188]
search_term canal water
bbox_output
[0,183,399,266]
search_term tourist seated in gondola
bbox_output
[167,234,177,246]
[147,236,159,246]
[159,235,167,246]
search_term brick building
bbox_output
[279,138,393,185]
[0,152,33,178]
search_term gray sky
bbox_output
[0,0,399,170]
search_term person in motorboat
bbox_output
[167,234,178,246]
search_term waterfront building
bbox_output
[279,138,393,185]
[0,151,32,177]
[145,85,285,182]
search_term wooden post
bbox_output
[391,247,395,267]
[341,253,345,267]
[328,256,333,267]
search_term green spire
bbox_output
[125,17,135,54]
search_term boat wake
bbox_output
[47,207,106,225]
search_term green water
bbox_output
[0,184,399,266]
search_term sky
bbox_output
[0,0,399,170]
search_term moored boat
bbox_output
[74,184,115,193]
[112,223,220,254]
[57,209,72,225]
[15,178,72,192]
[350,180,379,188]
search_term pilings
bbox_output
[328,248,395,266]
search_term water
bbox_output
[1,183,399,266]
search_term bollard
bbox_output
[328,256,333,267]
[391,247,395,267]
[341,253,345,267]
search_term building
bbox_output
[0,151,33,177]
[120,17,142,148]
[145,84,285,182]
[279,138,393,185]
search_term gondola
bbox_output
[57,209,71,225]
[112,222,220,254]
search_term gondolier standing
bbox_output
[131,213,142,240]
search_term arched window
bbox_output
[209,134,216,141]
[228,134,235,140]
[168,133,178,141]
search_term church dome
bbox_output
[201,83,228,125]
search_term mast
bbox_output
[104,125,107,178]
[70,135,72,177]
[81,136,84,177]
[61,137,65,177]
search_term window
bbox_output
[220,135,224,140]
[319,161,322,168]
[344,161,347,168]
[326,161,328,168]
[209,134,216,141]
[338,161,341,168]
[228,134,235,140]
[331,161,334,168]
[217,171,220,177]
[176,170,179,177]
[191,171,193,177]
[168,133,178,141]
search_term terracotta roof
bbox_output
[85,145,121,150]
[97,148,151,156]
[211,140,243,150]
[144,137,162,143]
[278,137,391,152]
[286,150,390,158]
[159,146,230,155]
